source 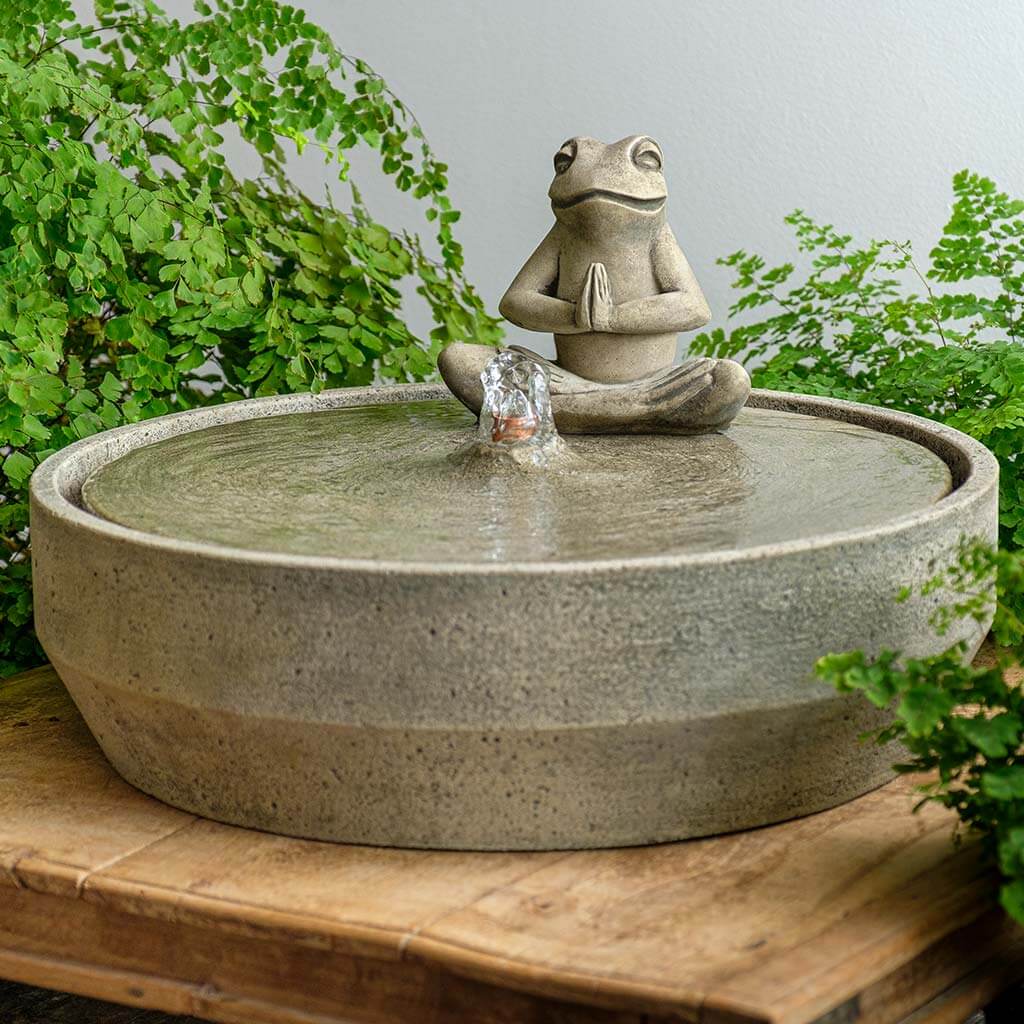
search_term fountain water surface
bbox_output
[81,398,951,564]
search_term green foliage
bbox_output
[0,0,502,675]
[712,174,1024,922]
[691,170,1024,642]
[816,541,1024,922]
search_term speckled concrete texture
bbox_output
[30,384,999,850]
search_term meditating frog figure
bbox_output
[439,134,751,434]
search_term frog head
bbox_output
[548,135,667,231]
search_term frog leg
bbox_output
[438,342,749,434]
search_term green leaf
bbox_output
[152,289,177,318]
[982,766,1024,800]
[3,451,34,486]
[241,272,262,305]
[98,372,123,402]
[897,686,955,736]
[19,415,50,442]
[952,713,1022,758]
[105,317,133,342]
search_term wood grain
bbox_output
[0,667,195,897]
[2,658,1023,1024]
[0,887,643,1024]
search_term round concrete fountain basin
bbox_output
[30,383,998,850]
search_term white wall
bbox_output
[169,0,1024,354]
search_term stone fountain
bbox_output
[30,136,998,850]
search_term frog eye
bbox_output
[553,140,576,174]
[633,143,662,171]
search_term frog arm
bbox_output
[498,227,589,335]
[608,225,712,334]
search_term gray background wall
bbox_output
[169,0,1024,355]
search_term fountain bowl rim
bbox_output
[30,381,999,575]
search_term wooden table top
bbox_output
[1,664,1022,1024]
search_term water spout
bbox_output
[464,350,566,468]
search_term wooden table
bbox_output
[2,665,1023,1024]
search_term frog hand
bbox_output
[588,262,614,332]
[575,265,594,331]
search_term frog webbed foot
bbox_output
[641,358,716,405]
[640,357,751,430]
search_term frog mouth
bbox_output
[552,189,666,211]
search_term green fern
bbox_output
[692,171,1024,644]
[0,0,502,675]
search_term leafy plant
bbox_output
[700,174,1024,920]
[817,541,1024,922]
[0,0,502,675]
[691,170,1024,644]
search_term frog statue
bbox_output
[438,134,751,434]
